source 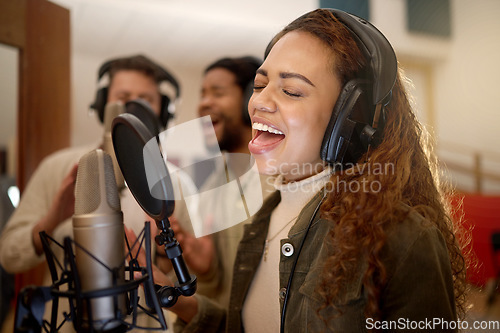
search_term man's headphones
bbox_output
[319,9,397,167]
[90,55,181,128]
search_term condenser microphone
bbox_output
[103,102,125,191]
[72,149,127,332]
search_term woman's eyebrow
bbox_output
[280,72,315,87]
[256,68,267,77]
[255,68,315,87]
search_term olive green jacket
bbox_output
[177,191,457,332]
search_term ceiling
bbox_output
[50,0,318,69]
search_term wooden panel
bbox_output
[18,0,71,191]
[0,0,71,190]
[0,0,26,48]
[0,0,71,313]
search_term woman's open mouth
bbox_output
[248,121,285,154]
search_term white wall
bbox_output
[434,0,500,149]
[372,0,500,193]
[0,44,18,177]
[435,0,500,193]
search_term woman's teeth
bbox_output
[252,122,284,135]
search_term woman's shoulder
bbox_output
[383,203,450,271]
[387,203,441,242]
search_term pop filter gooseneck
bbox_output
[111,113,196,307]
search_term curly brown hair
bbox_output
[267,8,469,322]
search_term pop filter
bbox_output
[124,99,162,137]
[111,112,174,221]
[112,110,196,308]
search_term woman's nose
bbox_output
[249,88,277,114]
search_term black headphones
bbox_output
[90,55,181,128]
[319,9,397,167]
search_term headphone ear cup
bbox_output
[241,83,253,126]
[321,80,371,166]
[90,87,108,123]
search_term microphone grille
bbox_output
[102,152,121,211]
[75,150,121,215]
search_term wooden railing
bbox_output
[437,142,500,194]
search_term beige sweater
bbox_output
[243,168,333,332]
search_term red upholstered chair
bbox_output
[450,194,500,287]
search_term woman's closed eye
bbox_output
[253,85,303,98]
[253,84,266,92]
[283,89,303,98]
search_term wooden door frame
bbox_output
[0,0,70,305]
[0,0,70,191]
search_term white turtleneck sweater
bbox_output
[242,168,333,332]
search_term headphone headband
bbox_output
[318,9,398,166]
[328,9,397,105]
[97,55,181,99]
[90,55,180,127]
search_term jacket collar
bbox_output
[288,189,326,238]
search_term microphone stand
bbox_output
[14,215,197,331]
[154,217,197,307]
[14,223,169,333]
